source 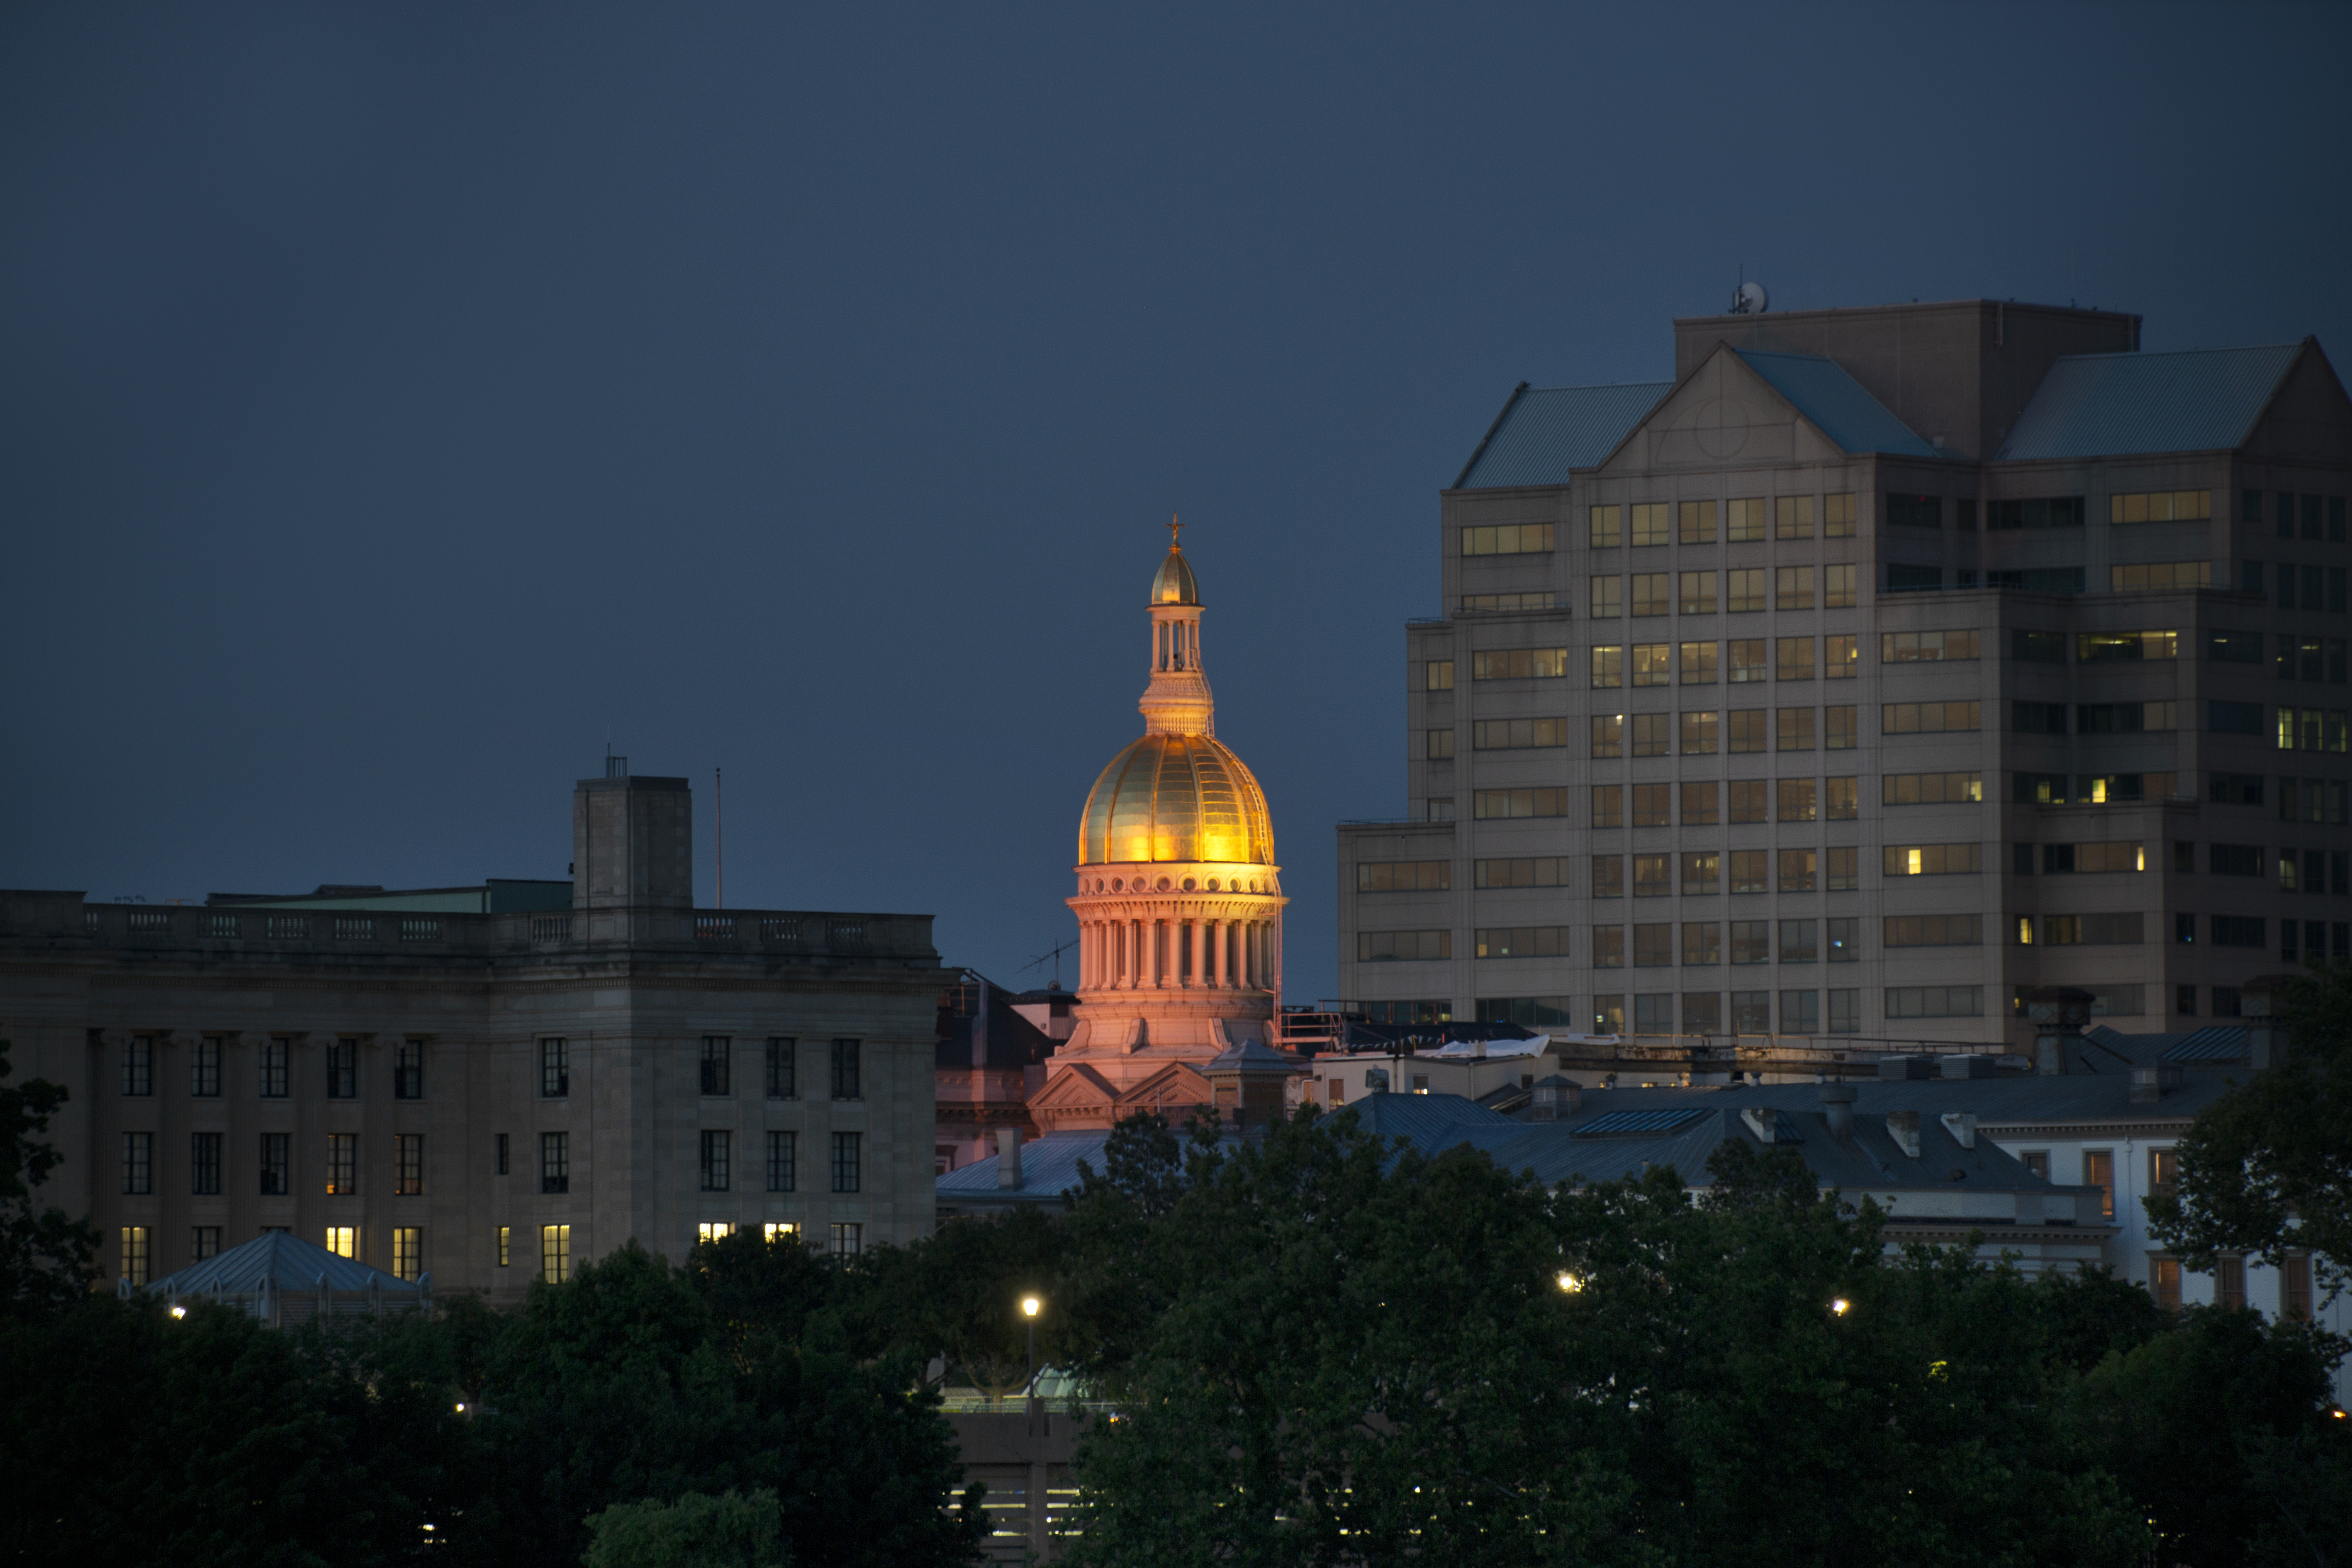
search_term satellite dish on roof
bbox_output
[1731,280,1768,315]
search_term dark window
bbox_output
[2336,852,2350,896]
[122,1037,153,1097]
[190,1132,221,1195]
[326,1133,356,1195]
[2208,773,2264,806]
[1987,497,2085,530]
[396,1134,423,1196]
[2013,701,2068,735]
[765,1038,796,1099]
[541,1131,570,1194]
[191,1037,222,1098]
[2207,701,2263,735]
[393,1040,424,1100]
[2043,844,2076,874]
[2277,492,2298,538]
[830,1131,861,1194]
[2206,630,2262,665]
[2333,498,2348,545]
[1885,493,1940,528]
[2242,488,2264,524]
[541,1038,570,1098]
[830,1039,862,1101]
[766,1130,796,1193]
[192,1226,221,1261]
[2014,772,2070,805]
[2302,494,2325,539]
[2239,559,2263,594]
[1886,563,1941,592]
[326,1039,357,1099]
[699,1130,730,1192]
[2012,843,2035,876]
[1778,920,1818,963]
[258,1133,289,1195]
[2174,913,2196,945]
[1826,918,1858,962]
[2211,915,2266,949]
[2174,840,2196,873]
[260,1040,289,1098]
[2011,629,2067,665]
[700,1037,730,1096]
[496,1132,509,1176]
[2210,843,2264,877]
[2176,985,2197,1016]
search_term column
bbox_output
[1213,920,1229,989]
[1236,920,1251,991]
[1189,919,1205,989]
[1147,919,1161,989]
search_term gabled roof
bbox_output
[1996,342,2305,459]
[1454,381,1671,489]
[1733,350,1943,457]
[145,1230,420,1298]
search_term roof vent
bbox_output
[995,1128,1024,1190]
[1885,1110,1923,1159]
[1940,1111,1977,1150]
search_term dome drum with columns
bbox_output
[1051,524,1288,1087]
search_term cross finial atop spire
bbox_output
[1169,512,1182,549]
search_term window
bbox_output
[321,1225,356,1257]
[123,1037,153,1097]
[831,1132,862,1193]
[700,1037,732,1096]
[541,1224,572,1284]
[699,1130,731,1192]
[326,1039,357,1099]
[1458,592,1558,614]
[764,1038,798,1100]
[1987,497,2086,530]
[1730,853,1769,898]
[326,1133,357,1196]
[259,1133,289,1196]
[1630,713,1670,758]
[1460,522,1554,555]
[192,1226,221,1262]
[1825,777,1858,820]
[765,1130,796,1193]
[1589,786,1623,828]
[1360,930,1450,962]
[1632,784,1670,827]
[497,1132,509,1176]
[541,1131,570,1194]
[1682,992,1723,1031]
[1886,563,1941,593]
[2209,844,2263,877]
[1779,921,1818,964]
[1731,989,1770,1030]
[1681,852,1719,895]
[1631,574,1670,616]
[1826,846,1858,890]
[2109,489,2211,523]
[1682,781,1720,825]
[1777,849,1816,892]
[1776,710,1815,752]
[1425,660,1455,691]
[1884,843,1982,877]
[2014,701,2067,735]
[1679,710,1719,755]
[1728,497,1767,542]
[1728,709,1767,753]
[392,1227,423,1282]
[1590,646,1623,688]
[1475,927,1572,958]
[1632,924,1672,967]
[1631,643,1670,686]
[1886,493,1940,529]
[1885,986,1984,1019]
[1882,772,1982,805]
[2210,915,2266,949]
[1825,706,1857,750]
[1426,729,1455,760]
[1360,860,1451,892]
[2040,841,2145,874]
[119,1227,149,1286]
[191,1037,222,1098]
[763,1221,801,1244]
[830,1223,863,1258]
[1824,564,1857,609]
[1425,800,1453,823]
[1883,701,1981,734]
[2110,561,2212,593]
[1593,928,1625,968]
[2206,629,2262,665]
[1590,578,1622,618]
[394,1040,424,1100]
[697,1222,736,1244]
[1677,640,1718,685]
[1885,914,1983,947]
[1591,857,1625,899]
[2009,629,2065,665]
[1729,638,1768,682]
[2215,1255,2245,1311]
[188,1131,222,1196]
[260,1040,289,1099]
[1826,918,1858,962]
[1775,637,1814,682]
[396,1134,423,1196]
[541,1038,570,1097]
[1475,787,1571,823]
[1633,855,1670,898]
[1826,989,1860,1033]
[1727,568,1768,615]
[1775,566,1813,610]
[497,1226,512,1267]
[1473,718,1568,751]
[2077,630,2178,663]
[2019,1150,2050,1180]
[1824,494,1856,538]
[1678,500,1717,544]
[1729,782,1768,825]
[827,1039,862,1101]
[2149,1257,2182,1311]
[1630,503,1669,547]
[1777,495,1816,540]
[1474,648,1570,680]
[1736,922,1775,965]
[1476,857,1568,889]
[1588,505,1622,548]
[1678,570,1716,614]
[1777,779,1817,822]
[2283,1254,2313,1320]
[122,1131,152,1195]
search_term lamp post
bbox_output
[1021,1294,1042,1399]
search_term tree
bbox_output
[839,1205,1070,1395]
[583,1489,789,1568]
[2146,963,2352,1299]
[0,1037,99,1315]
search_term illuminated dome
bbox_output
[1079,733,1273,865]
[1150,548,1199,605]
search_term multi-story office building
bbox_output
[1,763,951,1298]
[1339,298,2350,1048]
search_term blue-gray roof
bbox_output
[1996,343,2304,460]
[145,1229,421,1298]
[1735,351,1943,457]
[1454,381,1670,489]
[2085,1024,2250,1063]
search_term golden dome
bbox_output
[1079,732,1273,865]
[1150,547,1199,605]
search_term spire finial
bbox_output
[1169,512,1182,550]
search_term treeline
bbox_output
[3,1035,2350,1566]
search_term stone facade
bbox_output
[0,767,951,1298]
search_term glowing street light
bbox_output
[1830,1298,1851,1316]
[169,1305,187,1319]
[1555,1271,1584,1294]
[1021,1294,1044,1400]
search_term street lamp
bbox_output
[1830,1297,1850,1316]
[1021,1295,1042,1399]
[1555,1271,1584,1294]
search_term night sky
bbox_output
[5,5,2348,1001]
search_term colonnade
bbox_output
[1076,914,1280,993]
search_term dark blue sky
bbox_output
[5,5,2348,1000]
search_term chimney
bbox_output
[996,1128,1023,1190]
[1939,1111,1977,1150]
[1885,1110,1922,1159]
[572,768,694,911]
[1819,1081,1856,1141]
[2240,976,2290,1069]
[1471,1039,1487,1060]
[1740,1106,1783,1144]
[2129,1064,2184,1105]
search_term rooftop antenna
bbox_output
[715,767,723,911]
[1020,937,1079,989]
[1729,263,1768,316]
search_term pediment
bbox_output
[1029,1061,1120,1110]
[1595,343,1846,474]
[1112,1063,1213,1114]
[2242,342,2352,463]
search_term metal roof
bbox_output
[1454,381,1670,489]
[1571,1107,1708,1137]
[144,1229,421,1298]
[1735,351,1943,457]
[2085,1023,2250,1063]
[1996,342,2304,460]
